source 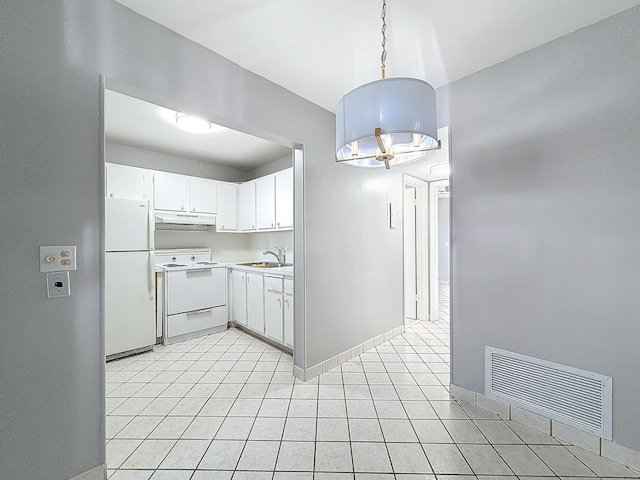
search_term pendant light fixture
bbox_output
[335,0,440,169]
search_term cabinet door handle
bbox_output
[187,308,213,315]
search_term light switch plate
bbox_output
[47,271,70,298]
[40,245,77,272]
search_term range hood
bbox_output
[155,211,216,226]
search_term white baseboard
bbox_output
[450,383,640,471]
[294,325,405,382]
[70,464,106,480]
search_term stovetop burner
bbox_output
[196,261,218,265]
[164,263,186,267]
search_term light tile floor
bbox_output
[106,321,639,479]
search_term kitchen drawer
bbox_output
[264,275,283,293]
[167,306,226,337]
[167,267,225,315]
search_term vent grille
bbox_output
[486,347,612,439]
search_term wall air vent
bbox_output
[485,346,612,439]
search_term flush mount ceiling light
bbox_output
[336,0,440,170]
[175,112,212,133]
[430,163,450,176]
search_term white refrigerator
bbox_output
[105,197,156,359]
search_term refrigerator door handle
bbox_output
[148,201,155,250]
[148,253,155,300]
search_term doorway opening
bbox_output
[404,176,450,326]
[431,181,450,323]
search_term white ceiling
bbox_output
[114,0,640,112]
[105,90,292,170]
[107,0,638,173]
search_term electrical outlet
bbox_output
[40,245,76,272]
[47,271,70,298]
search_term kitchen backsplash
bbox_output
[155,230,293,264]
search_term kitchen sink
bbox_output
[238,262,293,268]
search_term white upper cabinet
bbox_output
[238,181,256,231]
[105,163,153,201]
[217,182,237,231]
[132,165,291,231]
[256,175,276,230]
[275,168,293,230]
[188,177,218,214]
[154,171,217,214]
[154,171,189,212]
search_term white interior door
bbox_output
[404,186,417,321]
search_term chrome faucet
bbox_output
[263,247,286,266]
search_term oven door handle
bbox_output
[186,268,214,273]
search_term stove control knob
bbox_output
[191,256,196,261]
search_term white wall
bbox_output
[107,141,248,182]
[246,154,292,180]
[246,231,294,264]
[154,230,293,264]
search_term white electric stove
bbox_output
[155,248,228,344]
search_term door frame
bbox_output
[403,174,428,326]
[428,179,449,321]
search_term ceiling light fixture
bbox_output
[335,0,440,170]
[430,163,450,176]
[175,112,212,133]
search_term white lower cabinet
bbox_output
[230,270,247,325]
[246,272,264,332]
[264,276,284,342]
[284,278,294,347]
[230,268,293,349]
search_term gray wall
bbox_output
[444,6,640,450]
[107,141,249,182]
[0,2,406,478]
[438,197,450,282]
[245,154,293,180]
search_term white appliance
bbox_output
[155,211,216,226]
[105,197,156,360]
[155,249,227,344]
